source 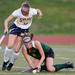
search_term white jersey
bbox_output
[12,8,37,29]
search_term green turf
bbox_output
[0,45,75,75]
[0,0,75,35]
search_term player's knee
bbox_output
[7,45,13,49]
[47,66,55,72]
[7,43,14,49]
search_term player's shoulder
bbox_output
[12,8,21,16]
[13,8,21,13]
[30,8,37,11]
[35,40,41,45]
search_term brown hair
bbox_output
[23,33,34,40]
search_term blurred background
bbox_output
[0,0,75,35]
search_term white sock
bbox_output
[10,52,19,64]
[4,47,13,62]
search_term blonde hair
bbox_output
[21,1,30,7]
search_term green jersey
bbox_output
[27,41,50,60]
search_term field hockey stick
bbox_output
[0,32,7,44]
[0,25,11,46]
[0,32,7,49]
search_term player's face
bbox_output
[23,35,32,48]
[21,7,29,15]
[25,41,32,48]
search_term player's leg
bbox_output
[7,28,29,71]
[41,47,74,72]
[7,36,22,71]
[45,47,74,72]
[54,62,74,72]
[45,48,55,72]
[40,48,55,72]
[46,57,55,72]
[6,29,29,71]
[2,34,17,71]
[2,24,20,71]
[44,57,74,72]
[41,58,74,72]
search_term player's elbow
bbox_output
[4,15,14,24]
[42,54,45,60]
[4,19,9,25]
[4,19,8,23]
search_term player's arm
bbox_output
[22,45,34,68]
[35,41,45,69]
[4,15,15,33]
[37,9,43,19]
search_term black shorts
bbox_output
[9,24,29,37]
[45,48,55,59]
[42,48,54,66]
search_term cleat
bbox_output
[7,63,13,71]
[2,61,9,71]
[65,62,74,69]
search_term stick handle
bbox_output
[0,32,7,45]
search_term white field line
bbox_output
[54,49,75,52]
[56,56,70,60]
[56,55,75,61]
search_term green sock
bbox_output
[54,63,68,72]
[41,64,67,72]
[41,63,71,72]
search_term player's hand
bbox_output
[4,27,8,34]
[37,9,43,19]
[36,65,41,70]
[32,67,41,73]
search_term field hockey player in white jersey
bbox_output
[2,1,42,71]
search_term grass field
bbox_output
[0,45,75,75]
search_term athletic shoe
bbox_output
[2,61,9,71]
[65,62,74,69]
[7,63,13,71]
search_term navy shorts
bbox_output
[9,24,29,37]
